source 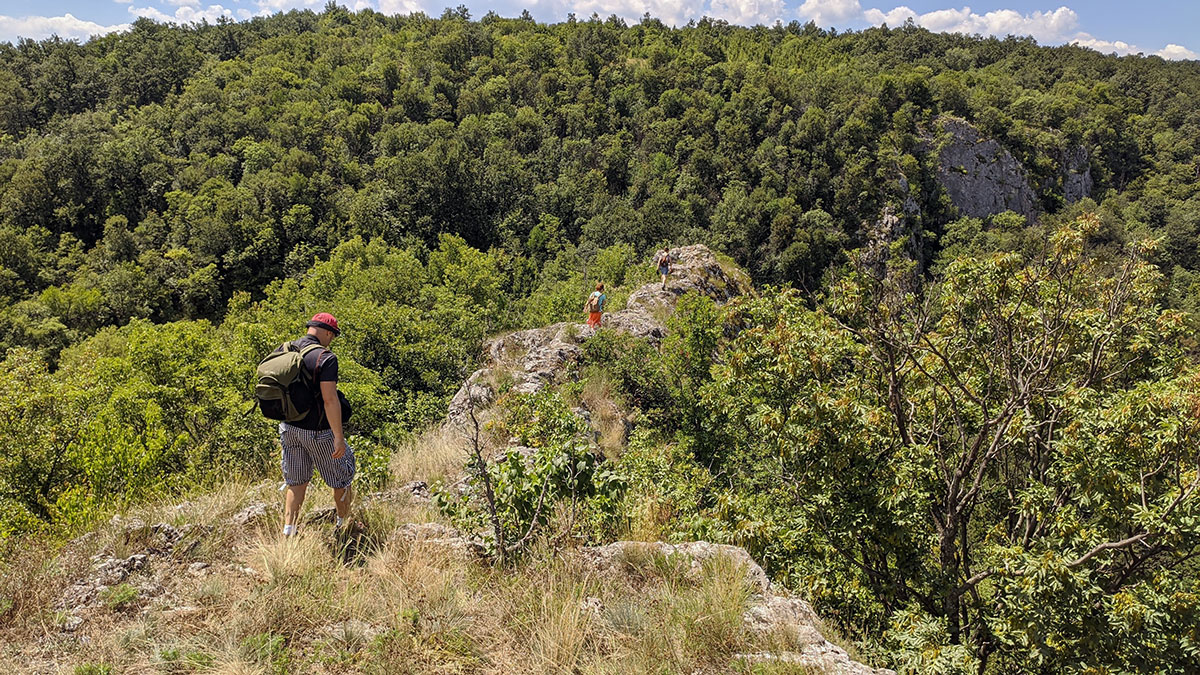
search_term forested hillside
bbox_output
[2,5,1200,672]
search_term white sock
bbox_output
[282,524,296,536]
[335,516,345,528]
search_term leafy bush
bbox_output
[436,390,626,556]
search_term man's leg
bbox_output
[311,432,356,527]
[285,483,309,530]
[280,424,315,536]
[333,486,353,520]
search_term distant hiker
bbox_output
[585,283,606,328]
[655,247,671,289]
[255,312,355,537]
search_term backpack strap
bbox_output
[296,342,331,426]
[296,343,326,389]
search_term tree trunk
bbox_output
[940,514,962,644]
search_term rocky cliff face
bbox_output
[932,116,1040,222]
[445,244,752,429]
[929,116,1093,222]
[1061,144,1094,205]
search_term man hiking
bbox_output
[655,247,671,289]
[276,312,355,536]
[585,282,606,328]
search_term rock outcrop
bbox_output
[932,116,1040,222]
[1061,145,1093,204]
[445,244,751,428]
[581,541,893,674]
[57,519,209,625]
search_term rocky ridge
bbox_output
[43,245,888,673]
[445,244,751,428]
[437,244,886,673]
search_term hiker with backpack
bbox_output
[585,283,606,328]
[655,247,671,289]
[255,312,355,537]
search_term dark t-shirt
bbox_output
[275,335,350,431]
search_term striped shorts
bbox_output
[279,423,356,489]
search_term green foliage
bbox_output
[4,12,1200,671]
[436,390,626,555]
[651,215,1200,671]
[347,434,392,492]
[4,12,1198,362]
[241,631,291,674]
[580,329,671,419]
[99,583,139,611]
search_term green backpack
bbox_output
[255,342,325,422]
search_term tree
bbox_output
[703,215,1200,670]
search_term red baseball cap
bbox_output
[305,312,340,335]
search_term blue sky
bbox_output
[1,0,1196,60]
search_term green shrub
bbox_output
[100,583,139,611]
[436,390,626,556]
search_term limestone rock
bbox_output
[305,507,337,524]
[390,522,486,559]
[1062,145,1093,204]
[579,540,892,675]
[445,245,749,428]
[933,116,1039,222]
[402,480,431,502]
[581,540,771,594]
[231,502,270,526]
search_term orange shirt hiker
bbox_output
[585,283,606,328]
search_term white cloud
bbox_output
[254,0,324,12]
[0,13,130,43]
[796,0,862,26]
[129,4,235,23]
[859,5,1080,43]
[378,0,425,13]
[796,3,1198,61]
[708,0,786,25]
[1070,33,1138,56]
[1155,43,1198,60]
[521,0,704,26]
[527,0,795,26]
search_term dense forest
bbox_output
[2,4,1200,672]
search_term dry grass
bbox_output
[0,427,804,674]
[576,372,635,459]
[390,424,470,486]
[1,510,775,673]
[623,492,677,543]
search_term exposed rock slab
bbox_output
[445,245,750,428]
[1061,145,1093,204]
[579,541,892,675]
[932,116,1039,223]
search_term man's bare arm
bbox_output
[320,380,346,459]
